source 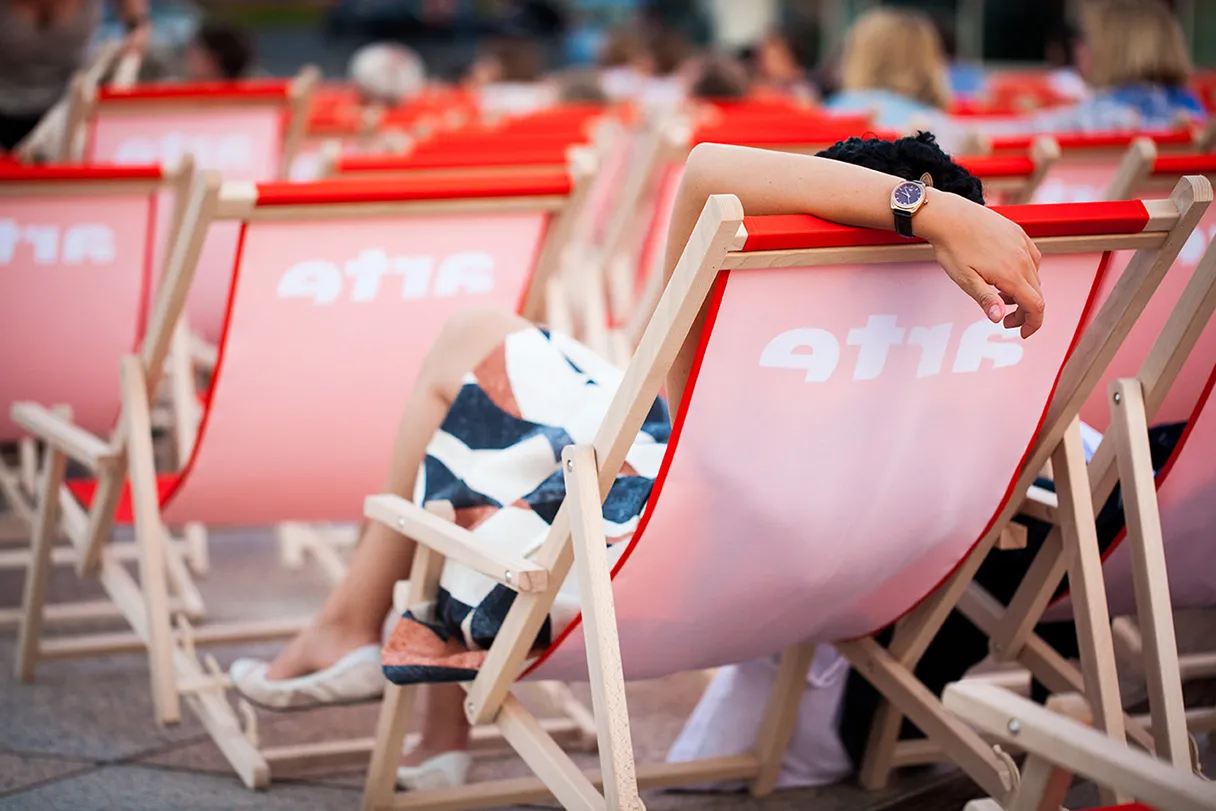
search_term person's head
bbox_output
[839,8,950,110]
[1077,0,1192,89]
[754,33,805,84]
[474,35,546,84]
[599,26,646,69]
[637,27,690,78]
[185,20,255,81]
[817,132,984,205]
[1045,20,1081,70]
[556,68,609,104]
[349,43,426,106]
[688,55,751,100]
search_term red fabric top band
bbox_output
[97,79,292,103]
[337,146,572,173]
[1152,153,1216,176]
[0,164,162,182]
[253,170,573,207]
[740,200,1152,252]
[692,122,897,147]
[989,130,1194,152]
[956,155,1037,178]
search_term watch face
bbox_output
[893,182,924,209]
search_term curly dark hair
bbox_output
[816,132,984,205]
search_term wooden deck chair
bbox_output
[355,182,1209,811]
[857,178,1216,793]
[10,167,597,789]
[0,160,196,619]
[1078,143,1216,430]
[67,71,319,344]
[945,681,1216,811]
[972,131,1201,205]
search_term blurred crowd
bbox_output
[2,0,1211,154]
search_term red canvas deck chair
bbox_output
[975,131,1201,205]
[10,166,596,789]
[946,681,1216,811]
[0,160,195,615]
[354,181,1209,811]
[65,72,319,344]
[858,182,1216,792]
[1079,144,1216,429]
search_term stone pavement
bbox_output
[0,523,1211,810]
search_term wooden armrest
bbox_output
[1019,485,1058,524]
[9,403,118,471]
[364,494,549,593]
[944,681,1216,811]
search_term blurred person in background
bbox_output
[554,67,609,105]
[749,32,814,102]
[465,33,556,114]
[824,7,952,132]
[1044,20,1088,102]
[687,53,750,101]
[184,20,256,82]
[1026,0,1206,131]
[597,25,647,101]
[634,25,692,110]
[349,42,427,107]
[0,0,150,151]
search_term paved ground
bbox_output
[0,519,1212,810]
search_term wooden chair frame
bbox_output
[0,159,204,629]
[858,177,1216,794]
[946,681,1216,811]
[10,163,598,789]
[355,178,1210,811]
[59,67,319,177]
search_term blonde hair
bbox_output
[839,8,950,110]
[1080,0,1192,88]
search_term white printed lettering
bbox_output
[907,323,953,378]
[953,319,1023,373]
[846,315,906,380]
[278,260,342,304]
[759,328,840,382]
[435,252,495,297]
[277,250,498,304]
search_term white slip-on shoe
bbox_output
[396,751,472,791]
[228,644,384,711]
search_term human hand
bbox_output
[917,189,1045,338]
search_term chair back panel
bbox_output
[160,211,552,526]
[90,107,285,341]
[1032,158,1119,204]
[1080,205,1216,430]
[532,251,1109,681]
[0,189,152,439]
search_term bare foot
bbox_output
[264,622,380,681]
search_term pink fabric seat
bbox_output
[0,164,166,442]
[528,202,1142,683]
[135,172,574,528]
[84,82,299,342]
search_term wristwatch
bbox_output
[890,179,929,238]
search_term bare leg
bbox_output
[264,309,533,761]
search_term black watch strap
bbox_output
[893,209,915,238]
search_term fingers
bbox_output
[943,259,1007,324]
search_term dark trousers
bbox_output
[0,110,47,152]
[837,423,1186,769]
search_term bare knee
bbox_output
[422,309,532,395]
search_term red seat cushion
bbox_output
[66,475,182,524]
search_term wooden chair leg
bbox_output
[184,522,209,576]
[14,444,68,682]
[859,692,904,790]
[1109,379,1190,769]
[750,642,816,797]
[1008,753,1074,811]
[1051,418,1127,806]
[122,356,180,725]
[362,541,444,811]
[563,445,643,810]
[18,436,37,496]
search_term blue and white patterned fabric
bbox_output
[382,327,670,685]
